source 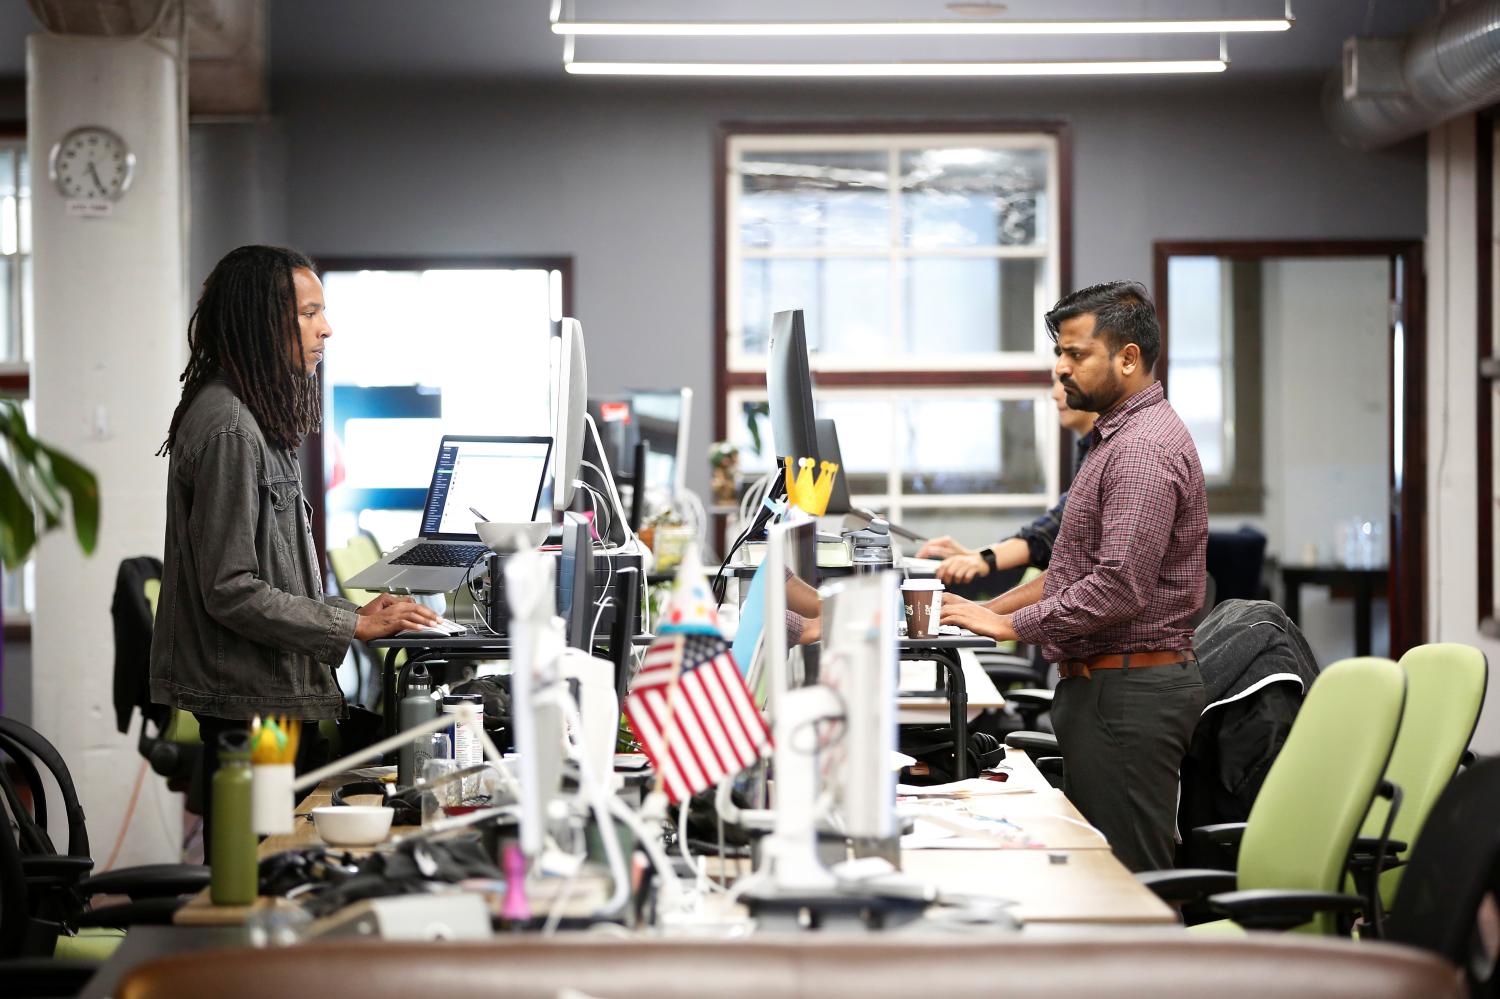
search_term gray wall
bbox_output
[246,75,1425,500]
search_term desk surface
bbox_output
[176,750,1172,931]
[898,648,1006,716]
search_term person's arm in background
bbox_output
[934,490,1069,585]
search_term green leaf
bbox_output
[42,446,99,554]
[0,460,38,567]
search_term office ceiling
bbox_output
[0,0,1439,84]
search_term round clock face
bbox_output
[49,127,135,201]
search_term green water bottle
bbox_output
[210,731,257,905]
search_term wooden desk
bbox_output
[902,849,1176,925]
[898,749,1176,926]
[897,649,1005,724]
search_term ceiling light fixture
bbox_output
[563,59,1230,77]
[550,19,1290,37]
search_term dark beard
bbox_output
[1061,372,1123,414]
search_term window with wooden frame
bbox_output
[0,129,33,626]
[715,121,1072,542]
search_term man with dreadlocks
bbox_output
[150,245,440,849]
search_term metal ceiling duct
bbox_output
[1326,0,1500,150]
[24,0,266,117]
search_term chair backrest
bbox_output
[0,718,90,859]
[1386,755,1500,995]
[1237,657,1405,931]
[328,532,384,607]
[1361,643,1488,905]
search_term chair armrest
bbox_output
[984,664,1041,689]
[1003,688,1054,708]
[1207,889,1366,931]
[76,896,187,928]
[1004,731,1058,755]
[974,651,1034,670]
[1351,835,1408,858]
[1136,868,1238,905]
[21,855,94,884]
[78,863,210,900]
[1033,756,1065,786]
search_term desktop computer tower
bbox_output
[485,550,644,648]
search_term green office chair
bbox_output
[1349,643,1487,924]
[1139,656,1406,935]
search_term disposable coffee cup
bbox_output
[901,579,944,638]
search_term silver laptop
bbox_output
[344,435,553,594]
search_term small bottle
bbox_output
[210,731,257,906]
[397,664,439,787]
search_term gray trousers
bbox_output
[1050,660,1206,872]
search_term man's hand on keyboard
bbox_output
[355,594,443,640]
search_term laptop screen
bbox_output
[419,436,554,539]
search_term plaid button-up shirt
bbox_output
[1011,381,1207,662]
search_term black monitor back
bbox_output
[768,309,819,466]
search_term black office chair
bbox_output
[1206,526,1268,604]
[0,718,210,942]
[1382,756,1500,996]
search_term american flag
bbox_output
[624,632,770,803]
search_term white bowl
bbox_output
[476,521,551,554]
[311,805,393,846]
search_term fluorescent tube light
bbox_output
[564,60,1230,77]
[552,19,1291,37]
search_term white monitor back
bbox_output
[551,318,588,511]
[818,570,899,840]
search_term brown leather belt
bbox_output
[1057,649,1196,680]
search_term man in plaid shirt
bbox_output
[942,281,1207,872]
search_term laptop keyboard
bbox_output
[389,543,490,568]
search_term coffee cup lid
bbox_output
[901,578,944,590]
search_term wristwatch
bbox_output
[979,547,998,573]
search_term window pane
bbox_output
[816,397,892,497]
[1172,363,1226,478]
[900,397,1047,496]
[1167,257,1224,362]
[740,257,891,357]
[0,262,13,361]
[738,150,889,250]
[901,147,1048,249]
[904,257,1039,354]
[0,149,15,257]
[16,149,28,257]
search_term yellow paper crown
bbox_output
[784,456,840,516]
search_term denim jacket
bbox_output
[149,378,357,720]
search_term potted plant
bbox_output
[708,441,739,506]
[0,399,99,707]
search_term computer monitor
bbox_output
[818,571,900,844]
[502,548,567,860]
[633,387,691,502]
[767,310,819,468]
[551,318,588,512]
[814,419,853,517]
[558,511,596,650]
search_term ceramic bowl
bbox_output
[311,805,393,846]
[476,521,551,554]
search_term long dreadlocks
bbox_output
[160,245,323,455]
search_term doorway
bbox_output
[1154,240,1424,660]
